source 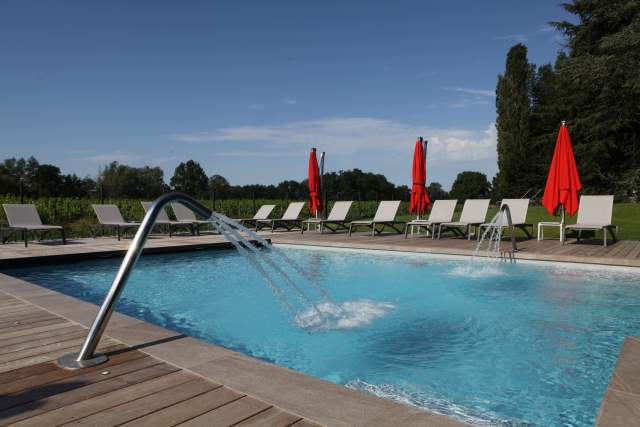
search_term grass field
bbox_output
[1,196,638,241]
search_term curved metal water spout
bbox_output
[57,192,213,369]
[500,203,518,255]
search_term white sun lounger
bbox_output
[238,204,276,229]
[92,204,140,241]
[141,202,196,237]
[404,200,458,239]
[301,201,353,234]
[564,195,618,247]
[171,202,212,235]
[349,200,403,236]
[2,204,66,247]
[478,199,533,240]
[438,199,490,240]
[257,202,305,232]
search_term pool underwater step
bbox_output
[0,278,467,427]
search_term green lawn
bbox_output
[397,203,640,241]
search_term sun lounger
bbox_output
[478,199,533,240]
[404,200,457,239]
[141,202,196,237]
[301,201,353,234]
[2,204,66,247]
[563,195,618,247]
[171,202,212,235]
[92,204,140,241]
[257,202,305,232]
[437,199,490,240]
[349,201,404,236]
[237,204,276,229]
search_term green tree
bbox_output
[208,174,230,198]
[552,0,640,197]
[426,182,448,201]
[495,44,536,198]
[170,160,209,197]
[101,162,168,198]
[450,172,491,200]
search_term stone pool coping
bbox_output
[0,272,464,427]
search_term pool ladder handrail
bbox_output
[57,192,213,369]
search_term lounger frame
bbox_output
[478,199,533,240]
[91,204,140,241]
[404,200,457,239]
[348,201,404,236]
[257,202,305,232]
[302,201,353,234]
[563,195,618,247]
[2,204,66,247]
[437,199,490,240]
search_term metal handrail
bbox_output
[500,203,518,254]
[57,192,213,369]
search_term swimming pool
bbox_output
[6,245,640,426]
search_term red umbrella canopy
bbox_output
[542,124,582,216]
[409,139,431,214]
[308,149,323,215]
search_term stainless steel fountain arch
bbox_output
[57,192,213,369]
[500,203,518,255]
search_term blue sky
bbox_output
[0,1,572,189]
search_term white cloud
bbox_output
[170,117,497,162]
[248,103,265,110]
[284,98,297,105]
[451,87,495,98]
[494,34,529,42]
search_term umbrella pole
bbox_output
[319,151,325,227]
[560,205,565,242]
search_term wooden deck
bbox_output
[0,292,317,427]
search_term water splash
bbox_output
[207,212,393,329]
[295,300,395,330]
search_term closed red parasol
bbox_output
[308,148,323,216]
[542,122,582,217]
[409,138,431,215]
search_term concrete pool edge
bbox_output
[0,273,465,427]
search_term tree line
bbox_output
[494,0,639,201]
[2,156,476,201]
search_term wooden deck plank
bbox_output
[8,371,196,427]
[177,396,271,427]
[62,377,216,426]
[0,336,89,364]
[0,325,83,349]
[0,329,87,355]
[0,321,78,342]
[120,386,240,427]
[0,359,174,426]
[0,317,68,335]
[234,406,303,427]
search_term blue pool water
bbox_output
[6,245,640,426]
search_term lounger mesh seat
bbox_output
[404,200,457,239]
[438,199,490,240]
[564,195,618,247]
[2,204,66,247]
[171,202,212,235]
[302,201,353,234]
[478,199,533,240]
[257,202,305,232]
[92,204,140,241]
[349,201,404,236]
[237,205,276,229]
[141,202,196,237]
